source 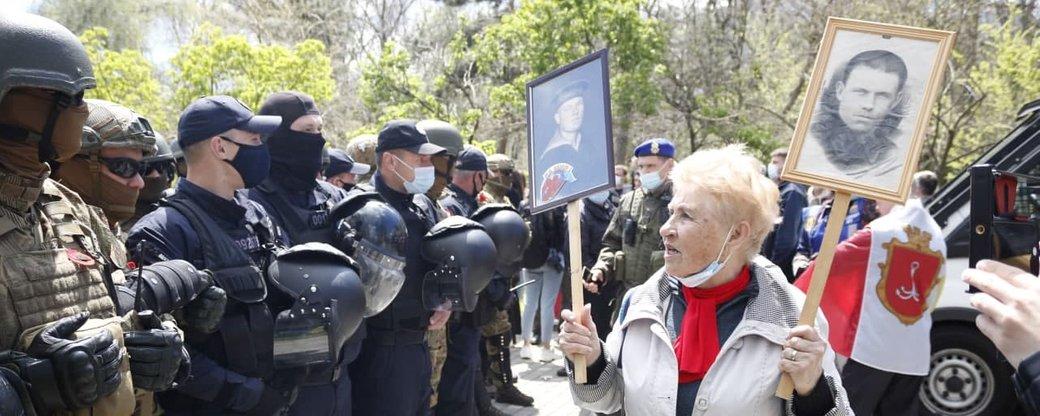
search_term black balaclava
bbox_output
[258,91,325,190]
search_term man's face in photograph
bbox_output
[835,65,902,133]
[555,96,585,133]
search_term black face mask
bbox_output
[341,183,356,193]
[268,130,326,189]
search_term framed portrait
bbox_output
[783,18,955,203]
[526,49,615,214]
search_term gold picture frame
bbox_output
[782,17,955,203]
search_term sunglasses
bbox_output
[99,157,148,179]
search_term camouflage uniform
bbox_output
[592,180,672,320]
[345,134,377,185]
[479,180,517,393]
[419,120,464,410]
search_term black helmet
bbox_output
[267,242,366,379]
[471,204,531,277]
[421,216,497,312]
[0,12,95,103]
[329,192,408,317]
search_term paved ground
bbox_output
[493,344,592,416]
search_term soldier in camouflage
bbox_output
[479,154,534,409]
[345,134,377,187]
[587,138,676,321]
[0,12,194,416]
[419,119,463,411]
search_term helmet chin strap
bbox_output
[38,91,71,164]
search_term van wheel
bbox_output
[920,324,1017,416]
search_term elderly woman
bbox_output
[559,145,852,415]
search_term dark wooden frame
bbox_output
[526,48,615,214]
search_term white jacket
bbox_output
[570,256,853,416]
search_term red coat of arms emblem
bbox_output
[876,225,944,325]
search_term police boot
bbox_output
[492,334,533,407]
[478,402,509,416]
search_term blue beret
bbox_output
[633,138,675,158]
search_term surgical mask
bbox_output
[615,175,625,186]
[221,138,270,188]
[390,153,435,194]
[641,169,664,191]
[767,163,781,181]
[674,225,735,288]
[586,190,610,205]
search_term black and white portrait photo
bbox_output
[527,49,614,213]
[785,19,955,202]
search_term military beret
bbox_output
[551,80,589,110]
[633,138,675,158]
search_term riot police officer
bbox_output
[126,95,298,415]
[323,149,369,193]
[0,12,193,416]
[435,146,491,415]
[247,91,362,416]
[587,138,676,320]
[348,119,449,415]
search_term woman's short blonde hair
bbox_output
[672,144,780,260]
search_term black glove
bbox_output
[125,312,190,392]
[177,285,227,334]
[7,312,123,412]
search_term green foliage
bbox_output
[356,40,482,139]
[474,139,497,156]
[79,27,170,132]
[168,23,335,112]
[474,0,664,130]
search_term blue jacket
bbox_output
[127,180,289,415]
[761,182,808,280]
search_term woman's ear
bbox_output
[731,221,753,244]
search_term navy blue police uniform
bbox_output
[435,179,482,415]
[249,91,364,416]
[126,95,294,415]
[348,120,445,415]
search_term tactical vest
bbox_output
[0,178,133,416]
[255,181,339,245]
[616,184,671,288]
[366,193,440,344]
[162,195,276,378]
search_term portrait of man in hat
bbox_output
[528,51,613,211]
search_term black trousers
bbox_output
[841,359,924,416]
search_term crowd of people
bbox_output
[5,10,1040,416]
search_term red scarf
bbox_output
[674,266,751,383]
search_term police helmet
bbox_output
[421,216,498,312]
[267,242,366,375]
[329,192,408,317]
[471,204,531,277]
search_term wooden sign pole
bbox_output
[775,191,851,398]
[567,200,588,383]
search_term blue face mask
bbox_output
[586,190,610,205]
[221,137,270,188]
[641,169,664,191]
[674,225,735,288]
[390,153,435,194]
